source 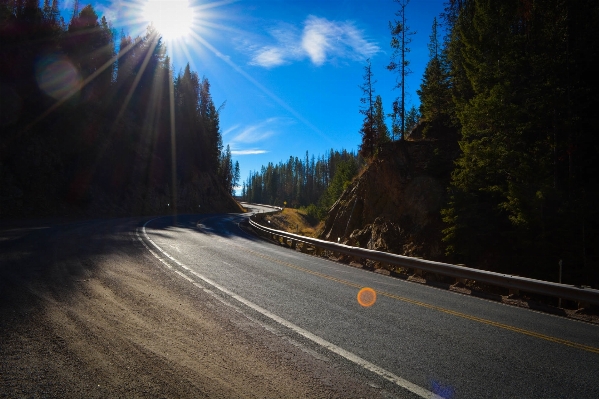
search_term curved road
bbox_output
[1,208,597,398]
[140,206,598,399]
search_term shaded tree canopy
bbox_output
[439,0,599,284]
[0,1,235,217]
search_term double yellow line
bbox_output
[238,244,599,355]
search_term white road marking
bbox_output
[138,218,442,399]
[174,269,194,283]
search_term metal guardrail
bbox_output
[239,202,283,212]
[248,217,599,307]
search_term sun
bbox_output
[142,0,195,42]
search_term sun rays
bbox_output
[141,0,195,42]
[27,0,327,162]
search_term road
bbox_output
[0,215,384,398]
[1,208,598,398]
[141,204,599,399]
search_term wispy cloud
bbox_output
[231,117,281,143]
[225,117,293,156]
[305,16,381,65]
[222,124,240,136]
[247,22,303,68]
[252,47,287,68]
[231,149,269,155]
[247,15,380,68]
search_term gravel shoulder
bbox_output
[0,217,387,398]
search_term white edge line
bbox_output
[137,217,442,399]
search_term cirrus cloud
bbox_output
[248,15,380,68]
[231,149,269,155]
[224,117,294,156]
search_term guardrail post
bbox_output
[290,240,296,249]
[315,246,323,256]
[578,300,590,310]
[578,288,591,309]
[455,265,467,285]
[414,268,423,277]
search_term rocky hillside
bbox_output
[319,134,458,262]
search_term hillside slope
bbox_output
[320,137,458,262]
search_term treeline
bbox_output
[242,149,362,218]
[0,1,237,216]
[410,0,598,281]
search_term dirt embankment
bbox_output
[260,208,321,237]
[0,218,386,398]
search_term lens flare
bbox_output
[35,56,81,101]
[357,287,377,307]
[431,380,455,398]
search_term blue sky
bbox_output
[60,0,446,191]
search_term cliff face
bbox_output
[320,138,458,261]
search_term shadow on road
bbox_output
[0,218,136,318]
[0,212,262,325]
[145,213,264,242]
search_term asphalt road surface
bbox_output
[1,206,597,398]
[141,205,599,399]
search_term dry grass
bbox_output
[264,208,323,237]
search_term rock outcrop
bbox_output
[319,138,458,261]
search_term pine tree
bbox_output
[232,161,240,195]
[65,4,114,99]
[50,0,59,24]
[199,77,222,173]
[404,105,420,138]
[416,17,453,138]
[372,95,390,154]
[219,144,233,194]
[387,0,415,140]
[358,59,376,158]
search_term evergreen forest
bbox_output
[0,0,238,216]
[437,0,599,282]
[246,0,599,284]
[242,149,363,220]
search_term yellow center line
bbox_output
[236,243,599,355]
